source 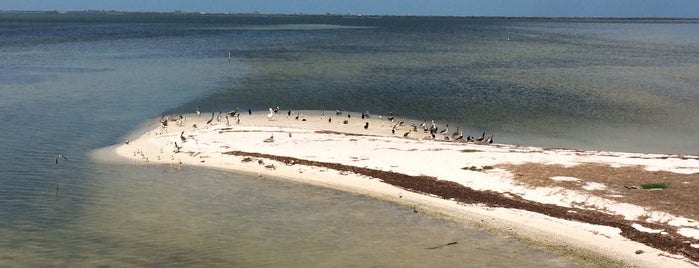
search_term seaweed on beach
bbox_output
[223,150,699,262]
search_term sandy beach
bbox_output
[94,109,699,267]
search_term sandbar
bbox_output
[93,109,699,267]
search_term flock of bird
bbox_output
[159,106,495,155]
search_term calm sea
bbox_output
[2,12,699,266]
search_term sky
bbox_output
[1,0,698,18]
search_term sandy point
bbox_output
[94,109,699,267]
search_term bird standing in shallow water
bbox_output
[55,154,67,165]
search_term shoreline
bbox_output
[92,109,699,267]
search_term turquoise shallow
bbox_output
[2,12,698,266]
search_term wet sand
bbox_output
[94,109,699,267]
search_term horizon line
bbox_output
[1,9,698,20]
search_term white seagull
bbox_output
[266,108,274,120]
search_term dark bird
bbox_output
[206,112,215,125]
[160,116,168,127]
[328,116,332,123]
[180,131,186,143]
[387,112,395,122]
[347,113,351,119]
[485,134,494,144]
[403,131,410,137]
[439,124,449,135]
[288,110,292,116]
[174,142,183,153]
[273,106,280,113]
[248,109,252,115]
[392,125,396,134]
[336,110,342,116]
[476,132,485,142]
[228,107,239,117]
[55,154,68,165]
[467,135,474,142]
[364,122,369,129]
[451,127,460,139]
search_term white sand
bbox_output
[93,110,699,267]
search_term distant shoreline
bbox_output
[2,10,698,21]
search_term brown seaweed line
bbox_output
[223,150,699,262]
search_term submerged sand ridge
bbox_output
[102,109,699,267]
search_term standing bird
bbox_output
[439,124,449,135]
[476,132,485,142]
[266,108,274,120]
[451,127,460,139]
[485,134,494,144]
[180,131,186,143]
[228,107,239,117]
[196,105,201,117]
[174,142,183,153]
[206,112,215,125]
[364,122,369,129]
[248,109,252,115]
[160,116,168,127]
[55,154,68,165]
